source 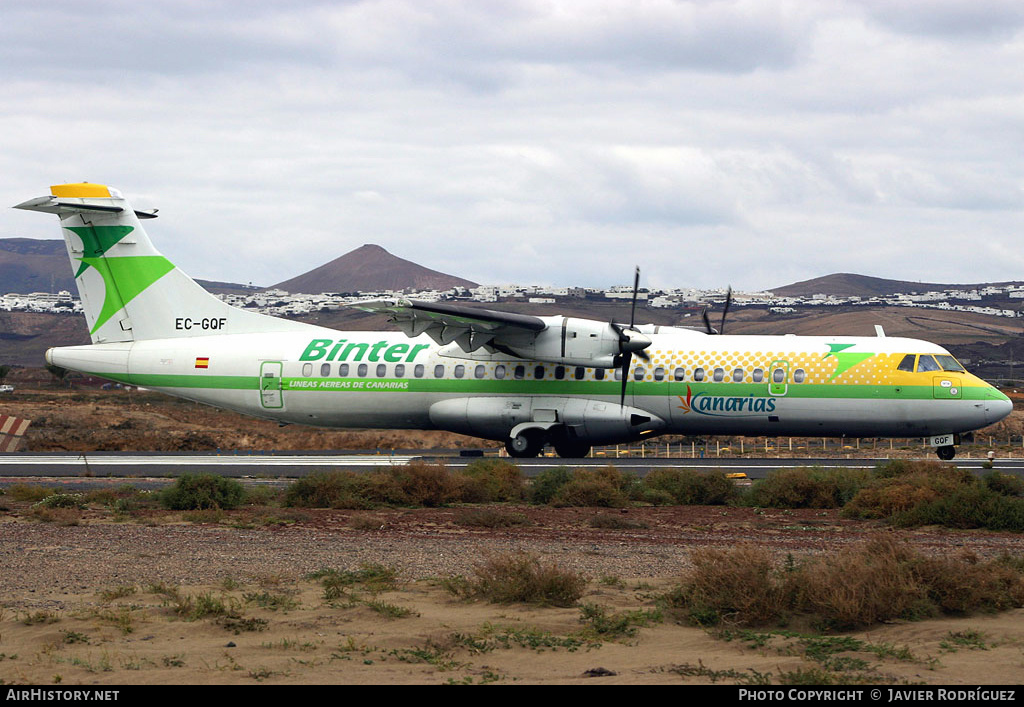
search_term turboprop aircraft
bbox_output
[16,183,1013,460]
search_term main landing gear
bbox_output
[504,429,592,459]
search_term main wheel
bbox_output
[553,440,591,458]
[936,445,956,461]
[506,430,544,458]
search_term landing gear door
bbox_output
[933,376,962,400]
[260,361,284,409]
[769,360,789,396]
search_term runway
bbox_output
[1,450,1022,484]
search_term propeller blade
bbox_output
[629,266,640,328]
[702,307,714,334]
[720,286,732,335]
[619,352,631,407]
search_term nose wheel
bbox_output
[935,445,956,461]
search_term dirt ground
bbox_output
[1,499,1024,686]
[2,379,1024,685]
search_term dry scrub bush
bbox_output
[795,537,932,629]
[666,536,1024,630]
[445,551,587,607]
[666,544,787,627]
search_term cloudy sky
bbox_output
[2,0,1022,292]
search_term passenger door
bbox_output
[260,361,284,409]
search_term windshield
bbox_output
[934,354,966,373]
[895,353,968,374]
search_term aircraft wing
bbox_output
[356,299,546,355]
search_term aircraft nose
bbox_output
[985,389,1013,425]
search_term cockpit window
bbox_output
[917,355,941,373]
[934,355,966,373]
[897,354,916,372]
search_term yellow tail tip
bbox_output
[50,183,112,198]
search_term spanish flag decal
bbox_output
[195,357,210,369]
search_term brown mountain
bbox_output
[771,272,1024,298]
[0,238,76,294]
[272,244,478,294]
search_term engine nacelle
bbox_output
[501,316,650,368]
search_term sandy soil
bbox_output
[1,501,1023,686]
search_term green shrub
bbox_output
[983,471,1024,497]
[159,474,245,511]
[284,471,375,509]
[891,485,1024,532]
[33,493,86,509]
[551,467,631,507]
[643,468,737,505]
[527,466,575,505]
[744,467,871,509]
[456,458,526,502]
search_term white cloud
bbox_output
[1,0,1022,292]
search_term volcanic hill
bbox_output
[272,243,478,294]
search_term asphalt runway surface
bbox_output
[1,451,1022,491]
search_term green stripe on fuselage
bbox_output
[83,370,994,403]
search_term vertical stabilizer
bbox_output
[15,184,305,343]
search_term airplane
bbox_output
[15,183,1013,461]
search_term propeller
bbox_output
[613,267,652,407]
[702,286,733,335]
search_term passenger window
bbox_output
[674,367,685,381]
[434,364,445,378]
[595,368,605,380]
[414,364,424,378]
[514,365,525,380]
[357,363,368,377]
[474,364,486,379]
[376,364,386,377]
[320,363,331,377]
[534,366,545,379]
[694,367,705,382]
[772,368,784,384]
[395,364,405,378]
[554,366,565,380]
[793,369,806,383]
[732,368,744,383]
[713,367,725,382]
[574,367,585,380]
[495,365,506,380]
[897,354,916,372]
[302,363,312,377]
[614,368,623,381]
[339,363,349,377]
[752,368,763,383]
[654,367,665,381]
[917,355,940,373]
[634,366,645,381]
[454,364,465,379]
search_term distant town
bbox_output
[4,281,1024,319]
